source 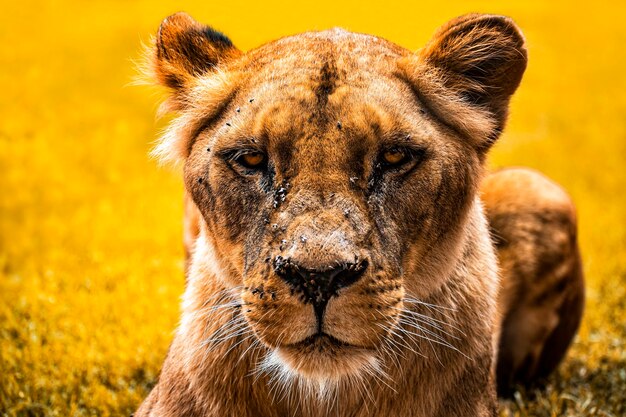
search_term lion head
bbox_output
[148,12,526,386]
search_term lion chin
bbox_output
[261,334,379,387]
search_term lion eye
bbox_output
[378,146,427,173]
[382,150,406,165]
[236,152,266,169]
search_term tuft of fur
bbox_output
[150,68,238,164]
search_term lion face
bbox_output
[150,13,526,383]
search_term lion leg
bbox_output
[481,167,585,395]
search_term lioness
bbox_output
[135,13,584,417]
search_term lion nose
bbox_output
[274,257,369,322]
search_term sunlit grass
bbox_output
[1,1,625,416]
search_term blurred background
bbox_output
[1,1,625,416]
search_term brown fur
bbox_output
[135,13,583,417]
[481,168,584,394]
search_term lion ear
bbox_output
[415,14,527,149]
[151,12,241,104]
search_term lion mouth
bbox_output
[268,332,377,381]
[288,332,356,350]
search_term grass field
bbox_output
[1,1,625,416]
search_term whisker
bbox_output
[393,306,466,335]
[398,317,460,343]
[237,338,262,366]
[398,315,461,341]
[376,323,427,359]
[403,297,457,312]
[394,325,469,359]
[379,338,403,373]
[223,332,258,357]
[362,359,397,394]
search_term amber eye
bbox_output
[240,152,265,168]
[378,146,426,173]
[228,150,268,173]
[382,149,406,165]
[222,147,268,174]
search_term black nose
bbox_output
[274,257,368,322]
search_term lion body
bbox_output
[482,168,584,394]
[135,13,584,417]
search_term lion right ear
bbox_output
[402,14,527,152]
[151,12,241,107]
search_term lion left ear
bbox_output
[146,13,242,164]
[405,14,527,150]
[152,12,241,106]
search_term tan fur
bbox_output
[135,13,583,417]
[481,168,584,394]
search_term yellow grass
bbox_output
[1,1,625,416]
